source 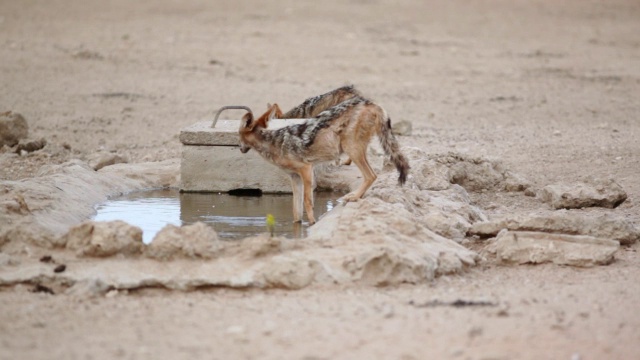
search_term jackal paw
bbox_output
[340,193,361,203]
[340,158,352,166]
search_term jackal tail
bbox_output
[377,110,410,185]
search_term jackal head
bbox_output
[238,104,280,153]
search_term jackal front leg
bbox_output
[300,164,316,225]
[289,173,304,223]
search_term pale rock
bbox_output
[15,138,46,154]
[261,255,322,289]
[0,111,28,147]
[308,196,479,285]
[414,158,453,191]
[62,220,143,257]
[540,179,627,209]
[87,152,128,171]
[422,210,470,240]
[0,225,57,251]
[65,278,112,297]
[105,289,121,298]
[469,212,640,245]
[35,158,94,177]
[401,149,532,193]
[369,156,487,242]
[146,222,223,260]
[447,155,508,191]
[391,120,413,136]
[503,171,533,192]
[343,246,435,286]
[491,230,619,267]
[226,325,245,335]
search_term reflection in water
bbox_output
[93,189,341,243]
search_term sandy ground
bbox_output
[1,0,640,359]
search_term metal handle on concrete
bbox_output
[212,106,253,128]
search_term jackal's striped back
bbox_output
[265,96,367,153]
[281,85,362,119]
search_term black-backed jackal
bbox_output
[238,96,410,225]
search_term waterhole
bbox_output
[93,189,342,243]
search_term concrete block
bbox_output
[181,145,295,193]
[180,119,306,193]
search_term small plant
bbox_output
[266,214,275,237]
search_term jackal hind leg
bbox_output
[290,173,304,223]
[342,149,377,202]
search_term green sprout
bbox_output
[266,213,275,237]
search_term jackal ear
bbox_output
[267,105,279,121]
[272,103,284,118]
[242,112,254,130]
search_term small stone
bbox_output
[72,49,104,60]
[15,138,46,154]
[226,325,245,335]
[391,120,412,136]
[31,284,55,295]
[66,278,111,297]
[0,111,28,147]
[504,171,532,192]
[105,289,120,298]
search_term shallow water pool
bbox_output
[93,189,341,243]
